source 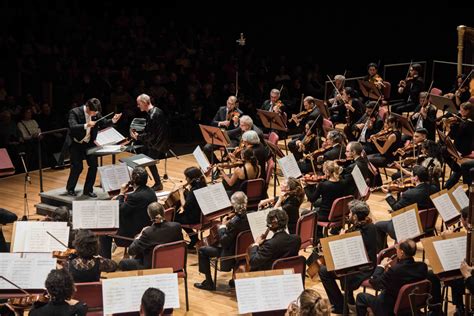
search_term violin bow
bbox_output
[327,75,344,100]
[0,276,31,295]
[46,231,68,249]
[235,71,239,98]
[299,93,304,112]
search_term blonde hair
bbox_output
[323,160,342,181]
[286,289,331,316]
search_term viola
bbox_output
[303,145,331,160]
[302,173,327,184]
[52,248,77,260]
[8,293,49,309]
[393,142,419,157]
[289,109,311,126]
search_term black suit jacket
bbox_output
[450,119,474,156]
[117,186,158,237]
[342,157,373,195]
[67,105,112,144]
[218,213,250,271]
[411,104,437,140]
[30,302,88,316]
[348,223,378,287]
[369,257,428,301]
[227,125,265,148]
[385,182,436,211]
[137,106,168,155]
[353,114,384,141]
[128,221,184,268]
[323,144,346,161]
[249,231,301,271]
[400,76,424,104]
[211,106,242,130]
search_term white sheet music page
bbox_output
[193,146,211,173]
[96,127,125,146]
[392,207,422,242]
[351,165,369,197]
[73,200,119,229]
[277,153,302,179]
[12,221,69,253]
[235,274,303,314]
[328,235,368,270]
[451,185,469,210]
[194,182,231,215]
[133,157,154,165]
[95,145,122,153]
[102,273,179,314]
[433,236,466,272]
[247,208,273,241]
[98,163,130,192]
[431,191,460,222]
[0,256,56,289]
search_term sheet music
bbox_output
[431,191,460,222]
[328,235,368,270]
[433,236,466,272]
[12,221,69,253]
[0,256,56,289]
[194,182,231,215]
[277,154,302,179]
[95,145,122,153]
[392,207,422,241]
[247,208,274,241]
[351,165,368,197]
[98,163,130,192]
[133,157,154,165]
[73,200,119,229]
[102,273,179,314]
[95,127,125,146]
[235,274,303,314]
[193,146,211,173]
[451,185,469,209]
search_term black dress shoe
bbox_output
[84,191,97,198]
[67,190,77,197]
[194,280,215,291]
[152,183,163,191]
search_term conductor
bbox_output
[130,94,168,191]
[66,98,122,197]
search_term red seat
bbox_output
[232,230,255,279]
[317,195,353,236]
[239,178,266,211]
[271,255,306,287]
[74,282,102,312]
[152,240,189,311]
[164,207,175,222]
[430,87,442,96]
[394,279,432,315]
[268,132,279,146]
[265,157,275,188]
[296,211,316,250]
[361,245,397,292]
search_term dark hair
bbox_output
[306,117,323,135]
[344,87,358,99]
[414,128,428,136]
[141,287,165,316]
[349,141,363,155]
[387,115,400,129]
[85,98,101,112]
[242,148,259,173]
[45,269,75,303]
[413,165,429,182]
[421,140,443,163]
[411,63,422,74]
[399,239,417,257]
[367,62,378,70]
[460,102,474,120]
[132,167,149,187]
[73,229,99,259]
[52,206,71,223]
[267,208,288,231]
[286,177,305,204]
[366,101,377,109]
[184,166,206,187]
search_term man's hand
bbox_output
[112,113,122,124]
[255,234,266,246]
[380,257,391,268]
[381,185,390,194]
[120,182,129,195]
[130,130,138,140]
[460,261,474,279]
[86,120,97,128]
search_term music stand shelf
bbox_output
[119,154,158,169]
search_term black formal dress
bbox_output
[30,301,88,316]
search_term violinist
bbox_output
[345,101,383,153]
[326,74,345,108]
[288,117,323,161]
[219,148,262,196]
[261,89,283,113]
[367,115,403,170]
[320,130,346,162]
[393,128,427,161]
[318,201,377,314]
[174,167,207,250]
[409,92,437,141]
[248,208,301,271]
[227,115,265,148]
[211,95,242,131]
[443,74,471,108]
[329,87,364,125]
[341,142,375,193]
[99,167,157,259]
[236,130,267,178]
[194,191,250,291]
[119,202,183,271]
[391,63,425,114]
[258,177,305,234]
[29,269,88,316]
[289,96,321,130]
[66,229,117,282]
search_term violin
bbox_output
[227,110,241,121]
[371,178,415,193]
[289,109,311,126]
[303,145,331,160]
[214,160,244,169]
[52,248,77,260]
[298,133,316,152]
[369,128,393,142]
[393,142,419,157]
[302,173,327,184]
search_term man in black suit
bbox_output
[66,98,122,197]
[345,101,383,154]
[261,88,281,112]
[211,95,242,131]
[119,202,183,270]
[410,92,437,141]
[99,167,158,259]
[356,239,428,316]
[342,141,375,194]
[391,63,425,114]
[317,130,346,162]
[375,165,437,250]
[130,94,168,191]
[248,208,301,271]
[194,191,251,291]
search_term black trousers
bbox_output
[390,101,416,114]
[427,270,464,308]
[142,147,162,186]
[66,141,98,194]
[198,246,221,280]
[356,291,395,316]
[0,208,17,252]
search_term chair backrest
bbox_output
[265,158,275,186]
[164,207,175,222]
[268,132,279,146]
[235,230,254,256]
[240,178,266,201]
[152,240,187,273]
[419,208,438,234]
[377,245,397,264]
[272,255,306,286]
[382,81,391,100]
[296,211,316,249]
[393,279,431,315]
[327,195,353,221]
[74,282,103,311]
[430,87,442,96]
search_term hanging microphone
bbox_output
[19,152,26,156]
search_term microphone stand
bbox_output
[162,147,180,185]
[19,153,30,221]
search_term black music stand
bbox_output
[430,94,458,114]
[257,109,289,154]
[390,112,415,137]
[265,140,285,198]
[199,124,230,181]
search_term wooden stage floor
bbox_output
[0,151,457,315]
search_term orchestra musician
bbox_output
[330,87,364,125]
[29,269,88,316]
[211,95,242,130]
[219,148,262,196]
[66,229,117,282]
[258,177,305,234]
[99,167,157,259]
[235,130,267,178]
[326,74,345,108]
[318,201,377,314]
[227,115,265,148]
[261,88,283,113]
[443,74,472,108]
[367,115,403,171]
[409,92,437,141]
[174,167,207,250]
[390,63,425,114]
[131,93,168,192]
[355,239,428,316]
[289,96,321,129]
[288,117,323,161]
[194,191,250,291]
[320,130,346,162]
[345,101,383,154]
[140,288,165,316]
[248,208,301,271]
[341,142,375,193]
[66,97,122,197]
[286,289,331,316]
[119,202,183,270]
[359,62,385,102]
[390,128,428,181]
[0,208,17,252]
